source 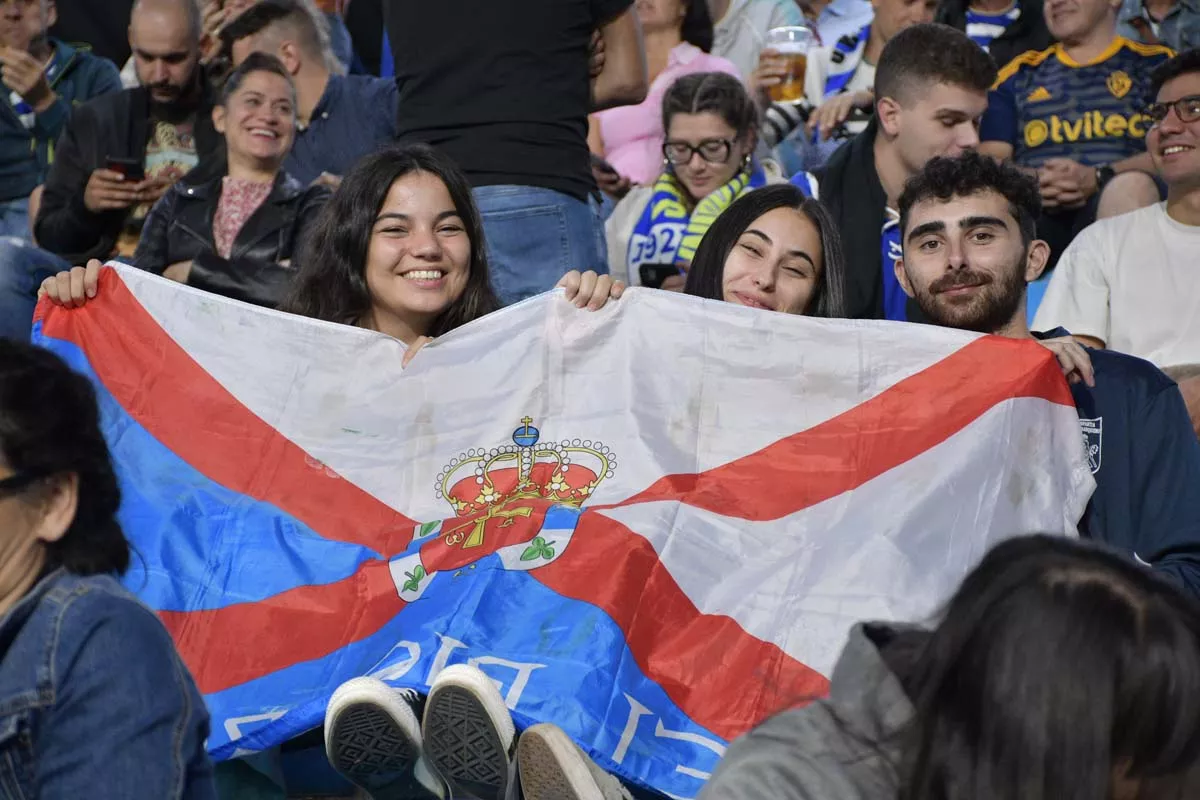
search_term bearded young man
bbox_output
[895,149,1200,597]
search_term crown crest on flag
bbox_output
[435,418,616,515]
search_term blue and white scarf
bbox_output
[627,163,768,271]
[822,24,871,100]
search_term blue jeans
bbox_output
[0,241,70,341]
[0,196,30,243]
[473,185,607,305]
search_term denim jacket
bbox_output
[0,569,215,799]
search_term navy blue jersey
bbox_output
[1037,330,1200,597]
[982,37,1173,168]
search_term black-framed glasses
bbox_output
[0,471,46,498]
[663,138,734,166]
[1144,95,1200,126]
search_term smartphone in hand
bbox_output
[106,156,145,182]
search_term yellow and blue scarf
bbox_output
[627,163,767,273]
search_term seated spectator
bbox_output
[0,0,221,341]
[806,23,997,320]
[591,0,739,192]
[680,182,848,313]
[0,339,215,798]
[1118,0,1200,52]
[895,151,1200,595]
[754,0,936,170]
[605,72,795,284]
[936,0,1052,63]
[710,0,806,79]
[221,0,399,186]
[132,53,328,307]
[979,0,1174,269]
[1034,51,1200,369]
[0,0,121,242]
[700,535,1200,800]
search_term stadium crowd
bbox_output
[1,0,1199,796]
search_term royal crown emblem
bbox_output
[435,418,616,517]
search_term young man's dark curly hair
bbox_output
[898,150,1043,248]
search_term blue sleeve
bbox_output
[380,78,400,138]
[37,592,216,799]
[1132,385,1200,599]
[980,76,1018,147]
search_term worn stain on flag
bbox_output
[32,264,1094,798]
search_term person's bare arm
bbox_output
[591,7,648,111]
[1073,334,1105,349]
[979,141,1014,161]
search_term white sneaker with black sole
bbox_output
[517,723,632,800]
[325,676,448,799]
[421,663,518,800]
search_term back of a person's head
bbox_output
[898,535,1200,800]
[0,340,128,576]
[874,23,996,107]
[661,72,757,140]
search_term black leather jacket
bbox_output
[133,171,330,308]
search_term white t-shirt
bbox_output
[713,0,806,81]
[1033,203,1200,369]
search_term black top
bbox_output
[50,0,135,66]
[384,0,632,201]
[934,0,1053,71]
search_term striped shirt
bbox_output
[965,2,1022,51]
[981,37,1174,168]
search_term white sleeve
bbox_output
[804,48,832,106]
[1031,224,1112,344]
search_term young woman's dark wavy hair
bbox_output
[886,535,1200,800]
[0,341,129,576]
[679,0,716,53]
[683,184,848,318]
[283,143,500,335]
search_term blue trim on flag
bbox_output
[34,328,383,612]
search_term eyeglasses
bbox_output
[0,470,46,499]
[663,138,734,166]
[1144,95,1200,126]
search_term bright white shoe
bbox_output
[517,723,632,800]
[422,664,517,800]
[325,676,448,799]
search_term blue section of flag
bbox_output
[33,328,732,799]
[35,329,382,611]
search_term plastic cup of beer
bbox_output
[765,26,814,103]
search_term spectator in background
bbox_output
[754,0,936,170]
[383,0,648,305]
[590,0,739,193]
[709,0,805,79]
[127,53,326,307]
[896,152,1200,596]
[1034,50,1200,426]
[700,535,1200,800]
[606,72,792,285]
[979,0,1174,270]
[0,0,221,341]
[807,23,996,320]
[1118,0,1200,52]
[221,0,397,186]
[0,340,216,799]
[936,0,1052,63]
[48,0,135,66]
[0,0,121,241]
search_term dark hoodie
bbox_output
[0,40,121,203]
[935,0,1054,70]
[699,623,912,800]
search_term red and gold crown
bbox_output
[434,418,616,516]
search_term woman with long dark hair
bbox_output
[590,0,741,195]
[682,182,846,316]
[0,340,214,798]
[700,535,1200,800]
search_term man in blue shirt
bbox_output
[220,0,398,186]
[894,150,1200,596]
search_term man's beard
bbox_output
[146,70,201,122]
[909,254,1027,335]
